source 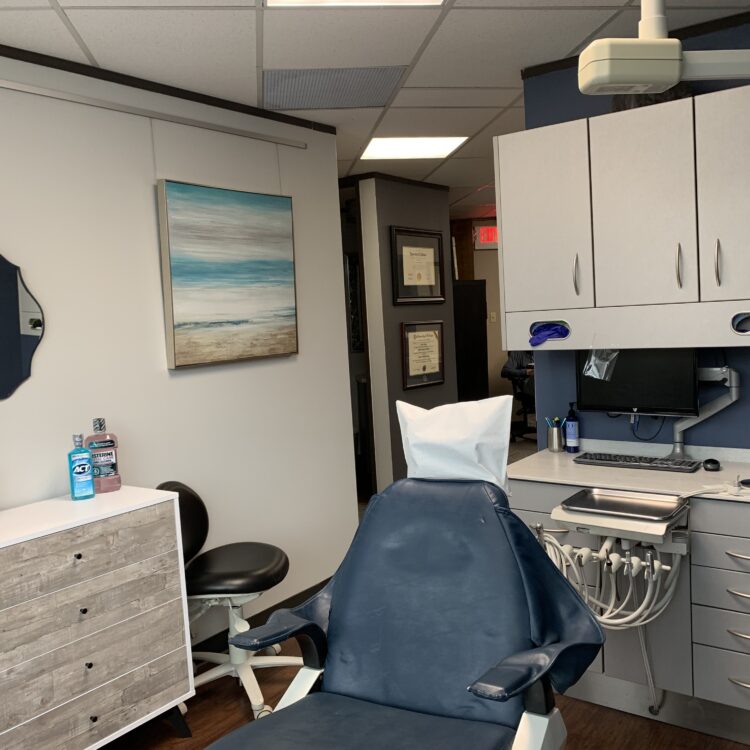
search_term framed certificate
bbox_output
[390,226,445,305]
[401,321,444,389]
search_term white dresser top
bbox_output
[508,450,750,503]
[0,485,177,549]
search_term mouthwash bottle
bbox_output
[85,418,122,493]
[68,434,95,500]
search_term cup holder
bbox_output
[732,313,750,335]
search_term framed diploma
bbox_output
[401,321,444,389]
[390,226,445,305]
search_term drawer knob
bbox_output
[73,553,83,560]
[85,662,94,669]
[79,607,89,615]
[726,551,750,562]
[89,716,98,724]
[729,677,750,690]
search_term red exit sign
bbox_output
[478,226,497,245]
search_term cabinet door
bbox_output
[589,98,698,307]
[696,86,750,302]
[496,120,594,313]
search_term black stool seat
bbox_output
[185,542,289,597]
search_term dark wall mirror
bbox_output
[1,255,44,399]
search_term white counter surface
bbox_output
[0,485,176,549]
[508,450,750,503]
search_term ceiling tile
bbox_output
[407,8,617,87]
[60,0,254,6]
[427,157,495,187]
[263,8,440,69]
[338,160,353,178]
[375,107,501,137]
[455,107,525,158]
[451,201,497,219]
[0,0,50,7]
[350,158,443,182]
[454,185,495,207]
[0,10,89,62]
[455,0,626,6]
[393,87,522,108]
[449,186,479,203]
[67,9,257,105]
[282,107,383,160]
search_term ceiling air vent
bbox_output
[264,66,406,110]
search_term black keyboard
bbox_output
[573,452,702,473]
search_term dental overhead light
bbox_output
[578,0,750,95]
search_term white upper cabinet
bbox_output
[496,119,594,313]
[696,86,750,302]
[589,98,698,307]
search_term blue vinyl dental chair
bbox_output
[207,479,604,750]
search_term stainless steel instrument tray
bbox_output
[560,488,687,522]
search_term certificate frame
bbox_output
[401,320,444,390]
[390,226,445,305]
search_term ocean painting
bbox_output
[158,181,297,368]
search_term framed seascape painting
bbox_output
[157,180,298,369]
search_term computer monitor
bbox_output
[575,348,698,417]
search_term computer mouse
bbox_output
[703,458,721,472]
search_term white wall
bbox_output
[0,61,358,638]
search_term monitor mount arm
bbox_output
[668,367,740,459]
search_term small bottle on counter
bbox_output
[68,434,95,501]
[565,402,580,454]
[85,418,122,493]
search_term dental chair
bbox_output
[206,478,604,750]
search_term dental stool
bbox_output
[158,481,303,718]
[206,479,604,750]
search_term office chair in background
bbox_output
[206,478,604,750]
[158,481,303,719]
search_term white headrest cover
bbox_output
[396,396,514,489]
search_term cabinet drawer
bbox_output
[692,532,750,573]
[690,498,750,537]
[0,598,186,733]
[508,481,583,514]
[0,648,190,750]
[693,604,750,655]
[694,644,750,711]
[0,550,181,673]
[692,565,750,613]
[0,501,175,610]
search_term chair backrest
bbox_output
[322,479,533,729]
[157,480,209,563]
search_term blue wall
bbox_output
[525,16,750,451]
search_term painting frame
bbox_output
[390,226,445,305]
[157,179,298,369]
[401,320,444,390]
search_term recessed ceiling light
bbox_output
[267,0,441,5]
[361,137,468,160]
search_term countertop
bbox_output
[508,450,750,503]
[0,485,177,548]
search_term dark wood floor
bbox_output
[111,642,747,750]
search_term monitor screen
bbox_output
[575,348,698,417]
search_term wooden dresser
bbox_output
[0,486,194,750]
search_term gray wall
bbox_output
[372,178,458,480]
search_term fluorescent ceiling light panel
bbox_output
[362,137,467,160]
[268,0,441,5]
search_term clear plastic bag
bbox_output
[582,349,620,382]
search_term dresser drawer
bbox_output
[694,644,750,711]
[691,498,750,537]
[692,532,750,573]
[692,565,750,613]
[0,550,181,673]
[508,481,584,513]
[0,648,190,750]
[0,598,185,733]
[693,605,750,654]
[0,501,175,610]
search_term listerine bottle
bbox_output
[85,418,122,493]
[68,434,95,500]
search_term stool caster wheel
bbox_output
[253,705,273,720]
[260,644,282,656]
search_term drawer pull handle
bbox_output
[727,588,750,600]
[73,553,83,560]
[728,629,750,642]
[89,716,98,724]
[726,551,750,562]
[729,677,750,690]
[79,607,89,615]
[85,662,94,669]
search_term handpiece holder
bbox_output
[667,366,740,459]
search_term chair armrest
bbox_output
[230,610,327,669]
[468,643,576,704]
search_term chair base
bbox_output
[511,708,567,750]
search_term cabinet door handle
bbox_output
[728,629,750,641]
[727,588,750,600]
[715,239,723,287]
[726,550,750,562]
[572,253,580,296]
[676,243,683,289]
[729,677,750,690]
